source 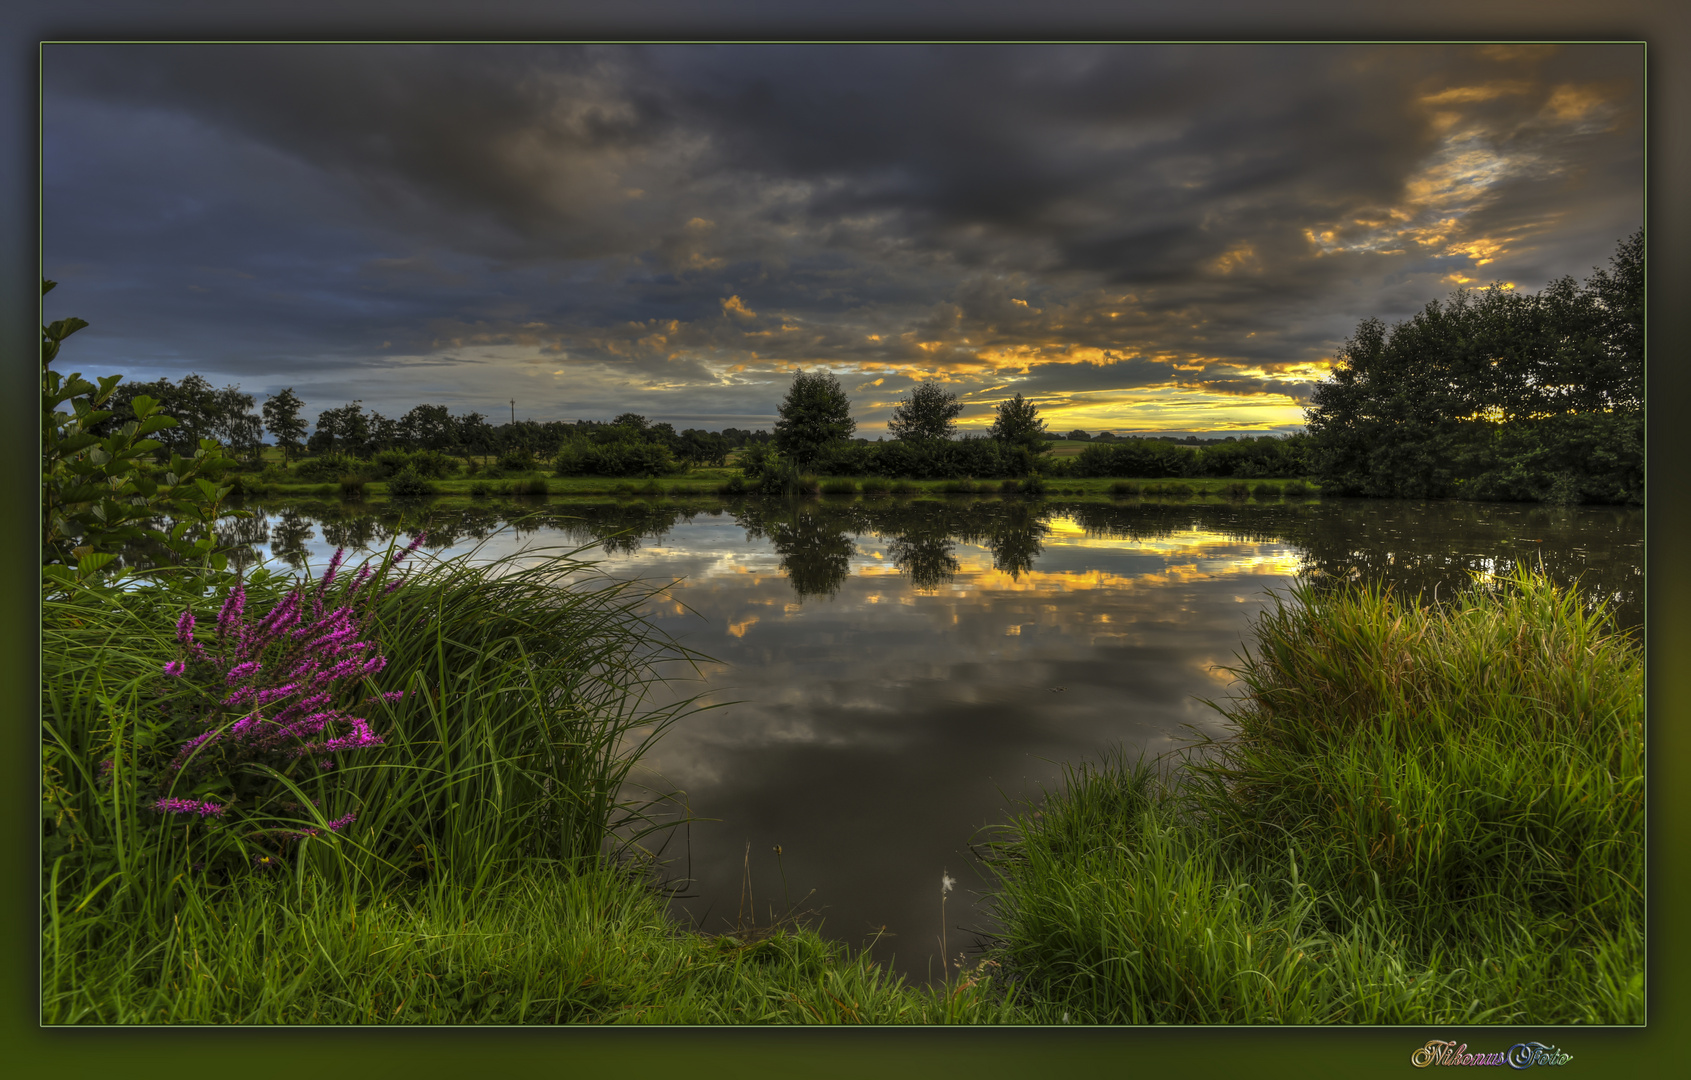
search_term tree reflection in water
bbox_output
[230,494,1640,632]
[766,504,855,600]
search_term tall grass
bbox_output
[980,565,1643,1024]
[43,865,1020,1025]
[42,542,708,1021]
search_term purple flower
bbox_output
[175,610,196,644]
[154,797,227,818]
[224,660,263,685]
[163,659,186,677]
[328,811,357,832]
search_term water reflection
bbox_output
[221,494,1643,982]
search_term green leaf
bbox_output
[76,553,117,578]
[45,317,90,342]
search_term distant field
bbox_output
[1043,440,1090,458]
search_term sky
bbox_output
[42,42,1643,439]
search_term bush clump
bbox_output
[386,469,437,499]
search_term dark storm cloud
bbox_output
[43,42,1641,433]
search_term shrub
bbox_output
[891,480,919,495]
[512,478,550,499]
[296,454,367,482]
[1252,482,1282,500]
[1019,474,1047,496]
[497,448,537,474]
[338,475,367,501]
[1221,482,1250,501]
[716,475,749,496]
[470,482,493,500]
[386,469,437,499]
[371,449,460,480]
[999,479,1020,494]
[555,441,677,479]
[1283,479,1311,498]
[1109,481,1141,497]
[756,465,819,497]
[820,478,857,495]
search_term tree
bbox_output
[399,403,457,454]
[453,411,495,463]
[309,401,370,456]
[987,392,1051,453]
[99,374,262,460]
[774,371,855,467]
[888,381,963,442]
[262,388,308,464]
[678,429,730,466]
[1304,229,1644,503]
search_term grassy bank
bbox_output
[979,564,1643,1024]
[42,545,1014,1024]
[233,469,1322,506]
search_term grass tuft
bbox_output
[979,565,1643,1024]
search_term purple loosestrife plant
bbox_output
[152,536,425,853]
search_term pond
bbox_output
[223,494,1644,982]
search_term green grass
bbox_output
[45,863,1021,1025]
[41,540,1027,1024]
[979,564,1643,1024]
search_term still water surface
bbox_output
[232,495,1642,981]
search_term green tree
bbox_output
[453,410,495,463]
[100,374,264,462]
[773,371,855,468]
[987,392,1051,453]
[261,387,308,463]
[398,403,457,454]
[1304,229,1644,503]
[888,381,963,442]
[41,279,243,585]
[309,401,370,456]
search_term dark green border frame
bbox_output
[7,6,1683,1078]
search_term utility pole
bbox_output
[510,398,515,425]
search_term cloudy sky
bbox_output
[42,42,1642,438]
